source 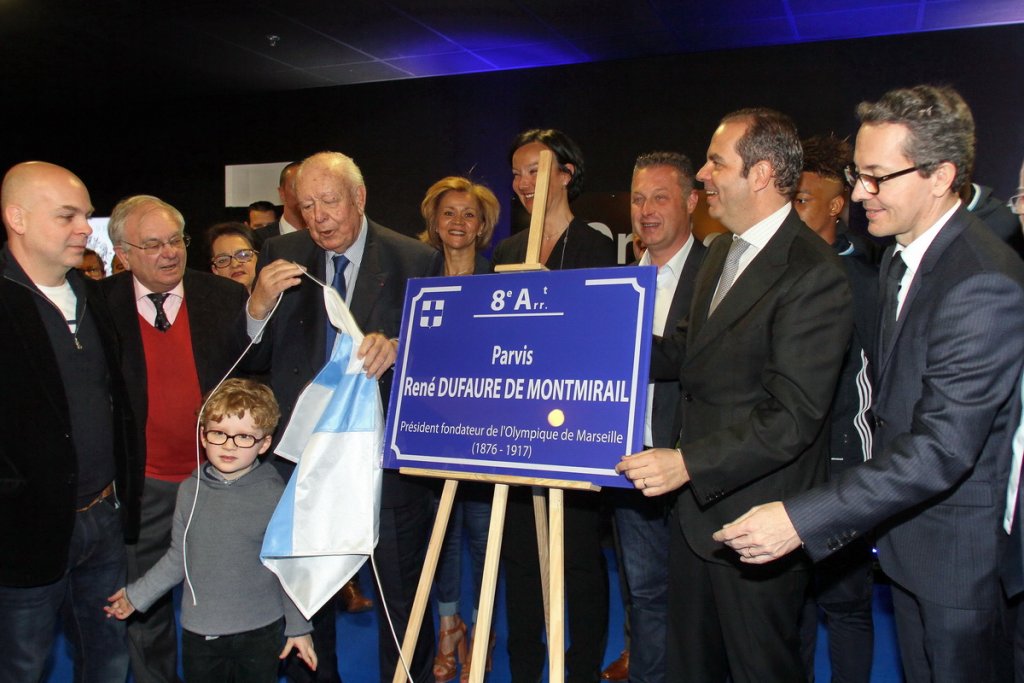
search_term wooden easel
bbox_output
[392,151,599,683]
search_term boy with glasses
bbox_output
[106,378,316,682]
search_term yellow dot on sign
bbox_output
[548,409,565,427]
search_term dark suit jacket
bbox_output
[252,221,282,250]
[653,210,853,563]
[788,207,1024,609]
[650,239,706,449]
[99,269,250,472]
[0,251,140,585]
[492,217,616,270]
[244,219,440,506]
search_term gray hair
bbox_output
[856,84,975,193]
[296,152,365,198]
[108,195,185,245]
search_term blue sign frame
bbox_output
[384,266,656,489]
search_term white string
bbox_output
[180,267,412,683]
[177,266,411,683]
[370,553,415,682]
[181,290,283,607]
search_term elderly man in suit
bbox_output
[0,161,141,683]
[617,109,853,683]
[717,86,1024,683]
[245,151,440,683]
[103,195,249,683]
[603,151,706,683]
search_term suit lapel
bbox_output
[875,208,969,378]
[665,240,705,327]
[350,221,387,331]
[687,217,796,360]
[305,239,330,362]
[105,273,148,419]
[687,236,727,344]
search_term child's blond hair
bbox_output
[200,378,280,434]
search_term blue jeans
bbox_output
[613,492,670,683]
[0,497,128,683]
[435,484,491,619]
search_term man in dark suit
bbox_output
[244,151,440,682]
[252,161,305,248]
[103,195,249,683]
[0,161,141,683]
[716,86,1024,683]
[603,151,706,683]
[617,109,853,683]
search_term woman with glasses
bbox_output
[207,222,259,292]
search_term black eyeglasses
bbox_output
[211,249,257,269]
[844,164,920,195]
[121,234,191,253]
[203,430,265,448]
[1008,193,1024,216]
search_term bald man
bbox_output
[0,162,141,682]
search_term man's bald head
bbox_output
[2,161,94,286]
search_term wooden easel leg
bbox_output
[467,483,509,683]
[548,488,565,683]
[391,479,458,683]
[532,485,551,641]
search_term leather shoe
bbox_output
[600,650,629,681]
[339,578,373,613]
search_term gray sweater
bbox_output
[127,461,311,637]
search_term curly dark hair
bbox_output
[801,135,853,183]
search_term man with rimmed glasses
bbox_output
[102,195,250,683]
[715,84,1024,683]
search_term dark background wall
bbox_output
[2,23,1021,259]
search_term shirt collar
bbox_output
[132,275,185,302]
[738,203,791,250]
[640,233,694,277]
[894,200,961,275]
[335,215,368,267]
[279,215,302,235]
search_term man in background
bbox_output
[247,200,278,229]
[253,161,305,247]
[603,151,706,683]
[793,134,879,683]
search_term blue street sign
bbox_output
[384,266,656,489]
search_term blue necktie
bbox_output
[325,254,349,360]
